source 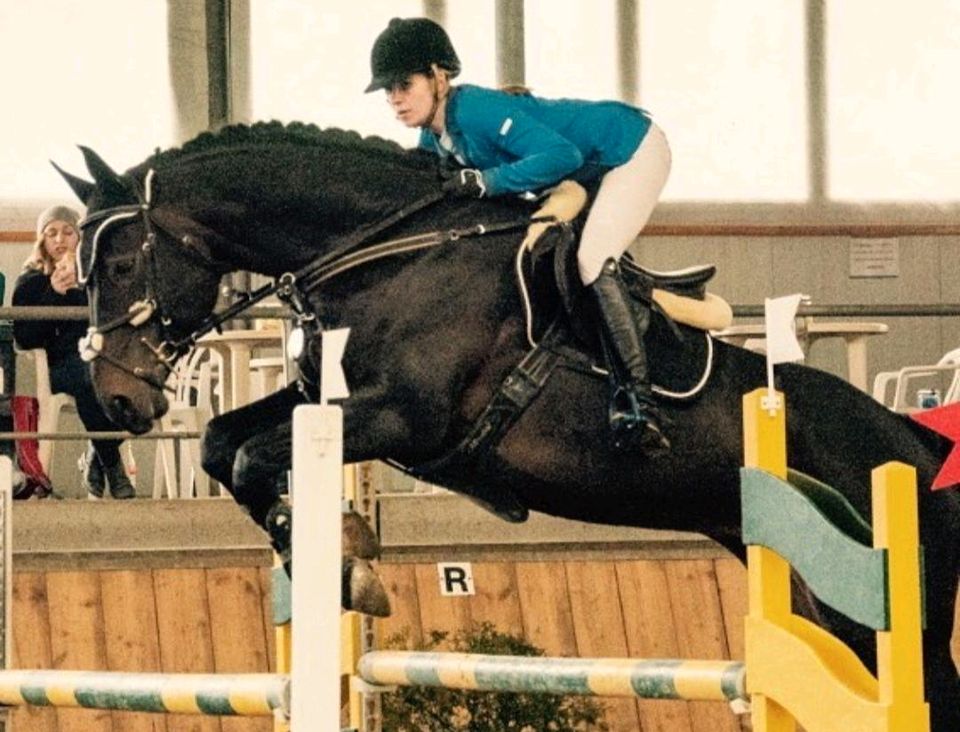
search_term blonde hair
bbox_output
[23,236,57,276]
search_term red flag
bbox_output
[910,401,960,490]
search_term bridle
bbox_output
[78,168,548,392]
[77,170,234,391]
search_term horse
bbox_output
[56,122,959,730]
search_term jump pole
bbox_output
[358,652,747,702]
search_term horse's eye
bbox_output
[107,257,137,280]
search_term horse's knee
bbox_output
[200,416,235,486]
[230,440,283,518]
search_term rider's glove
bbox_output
[442,168,487,199]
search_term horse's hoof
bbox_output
[343,511,381,559]
[343,557,391,617]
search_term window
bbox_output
[640,1,807,201]
[827,1,960,201]
[524,1,619,100]
[0,1,173,200]
[249,0,422,146]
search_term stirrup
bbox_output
[608,386,671,453]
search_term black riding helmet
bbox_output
[365,17,460,93]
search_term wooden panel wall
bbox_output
[8,557,960,732]
[9,567,276,732]
[376,556,750,732]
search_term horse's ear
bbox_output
[78,145,128,198]
[50,160,95,204]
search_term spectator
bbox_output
[12,205,135,499]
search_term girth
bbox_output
[390,323,578,523]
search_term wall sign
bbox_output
[437,562,475,596]
[849,238,900,278]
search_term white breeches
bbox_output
[577,122,671,284]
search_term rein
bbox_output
[79,168,550,389]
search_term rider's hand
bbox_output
[442,168,487,199]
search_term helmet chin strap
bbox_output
[420,67,447,132]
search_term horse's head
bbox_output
[56,147,226,433]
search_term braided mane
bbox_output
[145,121,434,171]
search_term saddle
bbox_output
[519,181,732,351]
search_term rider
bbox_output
[366,17,672,452]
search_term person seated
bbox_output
[12,205,135,499]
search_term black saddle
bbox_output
[521,222,716,349]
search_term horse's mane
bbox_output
[146,121,436,172]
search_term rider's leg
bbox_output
[591,259,669,450]
[578,123,671,450]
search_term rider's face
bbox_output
[385,73,437,128]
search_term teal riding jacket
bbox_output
[418,84,652,197]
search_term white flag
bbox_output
[764,295,805,365]
[320,328,351,404]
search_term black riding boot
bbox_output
[590,259,670,453]
[79,443,105,499]
[102,460,136,499]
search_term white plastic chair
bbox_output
[872,347,960,413]
[153,348,221,498]
[25,348,78,474]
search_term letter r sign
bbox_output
[437,562,475,596]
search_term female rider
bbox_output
[366,17,672,452]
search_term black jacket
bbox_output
[12,268,88,367]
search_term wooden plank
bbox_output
[46,571,113,732]
[206,567,272,732]
[257,567,276,673]
[413,563,472,648]
[514,562,577,657]
[566,561,639,732]
[664,560,739,732]
[100,570,166,732]
[616,559,693,732]
[153,569,221,732]
[375,563,422,649]
[10,572,58,732]
[713,558,747,661]
[465,562,523,632]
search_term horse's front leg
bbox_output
[200,384,304,526]
[228,419,388,615]
[201,385,385,614]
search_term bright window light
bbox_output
[0,1,173,200]
[827,1,960,201]
[524,1,619,100]
[640,1,807,201]
[249,0,422,147]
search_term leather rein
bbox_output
[77,168,551,391]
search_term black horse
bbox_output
[57,123,958,730]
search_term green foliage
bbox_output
[380,622,610,732]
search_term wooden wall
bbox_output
[9,566,276,732]
[6,497,960,732]
[375,556,749,732]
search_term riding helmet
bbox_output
[365,17,460,93]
